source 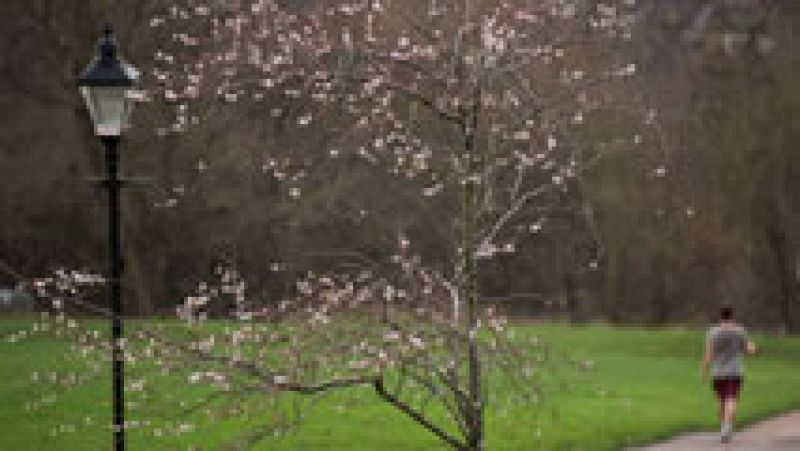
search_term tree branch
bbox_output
[373,378,466,450]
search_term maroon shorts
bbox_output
[712,377,742,400]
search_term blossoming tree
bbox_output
[16,0,642,449]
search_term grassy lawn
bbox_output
[1,319,799,450]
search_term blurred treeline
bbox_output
[0,0,797,332]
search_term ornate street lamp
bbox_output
[77,24,139,451]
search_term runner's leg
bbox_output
[724,398,737,425]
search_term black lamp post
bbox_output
[77,24,139,451]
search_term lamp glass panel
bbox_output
[80,86,129,136]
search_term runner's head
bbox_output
[720,305,734,321]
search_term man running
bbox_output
[701,305,757,443]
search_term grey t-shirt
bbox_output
[707,324,747,378]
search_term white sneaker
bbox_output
[721,422,732,443]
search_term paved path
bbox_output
[637,411,800,451]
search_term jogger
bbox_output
[701,306,757,443]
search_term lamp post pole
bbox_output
[77,24,139,451]
[103,135,125,451]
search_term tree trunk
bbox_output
[462,88,483,450]
[564,273,584,324]
[651,250,670,325]
[768,222,798,333]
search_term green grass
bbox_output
[1,319,799,450]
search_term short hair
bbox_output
[720,306,734,320]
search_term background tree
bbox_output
[2,1,798,333]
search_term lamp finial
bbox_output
[99,23,117,64]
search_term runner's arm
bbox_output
[741,327,757,355]
[701,339,713,377]
[746,339,757,355]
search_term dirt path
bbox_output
[637,411,800,451]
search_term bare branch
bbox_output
[374,378,467,451]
